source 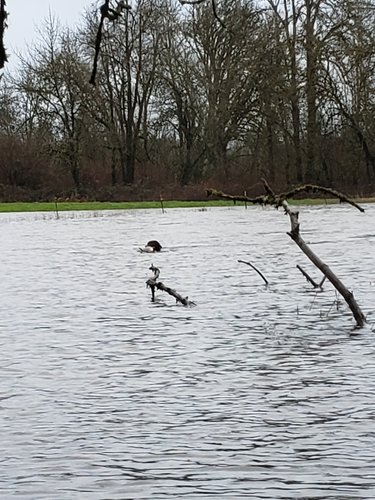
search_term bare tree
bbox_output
[321,0,375,185]
[154,1,206,184]
[267,0,304,183]
[88,0,160,185]
[189,0,262,177]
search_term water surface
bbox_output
[1,205,375,499]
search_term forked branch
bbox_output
[90,0,131,85]
[207,180,366,327]
[179,0,226,28]
[279,184,365,213]
[297,265,326,289]
[207,183,364,213]
[146,265,195,306]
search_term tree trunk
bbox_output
[266,116,275,183]
[304,0,318,183]
[68,140,81,191]
[123,145,135,184]
[291,98,303,183]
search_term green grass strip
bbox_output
[0,200,233,213]
[0,197,372,213]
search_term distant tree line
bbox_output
[0,0,375,201]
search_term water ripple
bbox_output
[1,205,375,499]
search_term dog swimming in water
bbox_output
[138,240,162,253]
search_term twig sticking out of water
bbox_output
[146,265,195,306]
[238,260,269,286]
[297,265,326,289]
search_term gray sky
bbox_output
[5,0,95,71]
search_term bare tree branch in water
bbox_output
[146,265,196,306]
[296,265,326,289]
[207,179,366,327]
[238,260,269,286]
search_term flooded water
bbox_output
[1,204,375,499]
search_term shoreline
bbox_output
[0,197,374,213]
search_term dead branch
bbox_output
[0,0,8,69]
[146,265,195,306]
[238,260,269,286]
[90,0,131,86]
[206,188,269,206]
[282,198,365,326]
[207,181,366,327]
[297,265,326,289]
[179,0,226,29]
[279,185,365,213]
[207,183,365,214]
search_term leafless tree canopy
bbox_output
[1,0,375,199]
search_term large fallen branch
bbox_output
[207,180,366,327]
[206,185,364,212]
[146,265,195,306]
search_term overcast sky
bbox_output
[4,0,96,72]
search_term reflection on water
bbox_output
[1,205,375,499]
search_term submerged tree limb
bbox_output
[297,265,326,289]
[238,260,269,286]
[282,199,365,326]
[146,265,195,306]
[207,181,366,327]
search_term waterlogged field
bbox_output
[1,205,375,499]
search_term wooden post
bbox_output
[54,198,60,220]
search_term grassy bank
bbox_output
[0,200,233,213]
[0,197,373,213]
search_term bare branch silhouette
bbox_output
[0,0,8,69]
[90,0,131,86]
[179,0,226,29]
